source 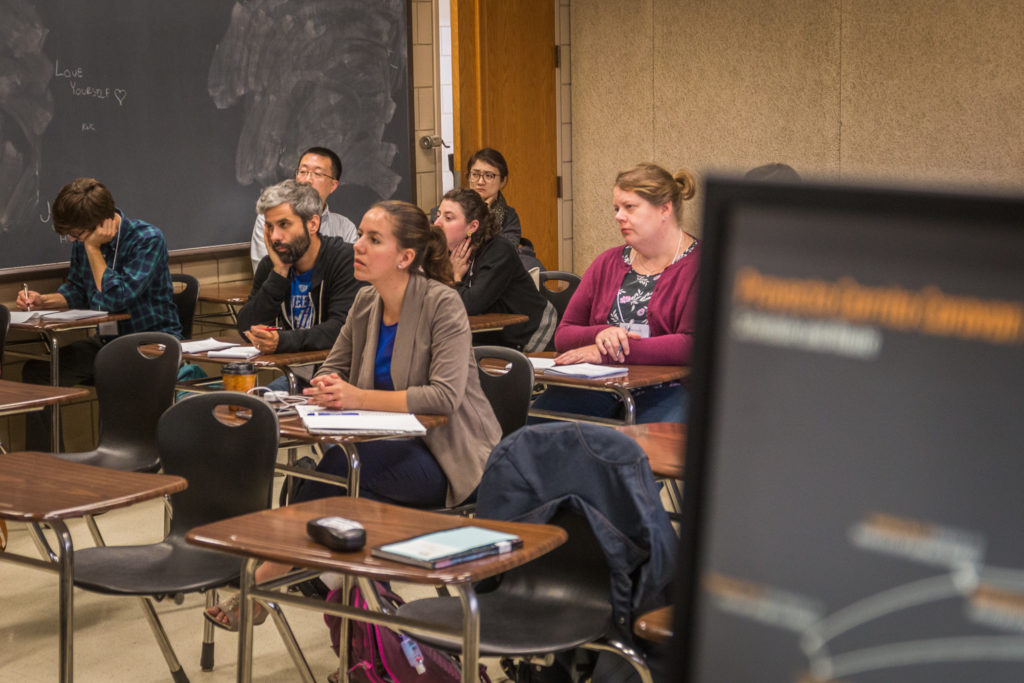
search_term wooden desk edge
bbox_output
[0,456,187,523]
[186,521,567,585]
[633,605,674,642]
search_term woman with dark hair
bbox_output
[531,162,701,424]
[434,188,556,351]
[207,200,501,630]
[465,147,521,245]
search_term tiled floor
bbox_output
[0,469,509,682]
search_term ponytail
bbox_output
[420,225,454,285]
[374,200,455,286]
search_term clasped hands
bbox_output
[303,373,365,410]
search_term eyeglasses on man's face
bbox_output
[469,170,499,182]
[296,167,336,181]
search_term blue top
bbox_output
[374,320,398,390]
[290,268,315,329]
[58,210,182,338]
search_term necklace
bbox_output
[629,230,686,275]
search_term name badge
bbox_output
[98,321,118,336]
[619,322,650,338]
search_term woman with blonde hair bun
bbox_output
[531,162,700,423]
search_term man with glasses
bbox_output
[16,177,181,449]
[250,146,357,271]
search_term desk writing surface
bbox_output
[0,451,187,522]
[214,406,447,446]
[187,497,566,585]
[141,340,328,369]
[0,380,91,416]
[612,422,686,480]
[467,312,529,332]
[9,312,131,333]
[634,605,674,643]
[198,281,253,304]
[534,362,689,390]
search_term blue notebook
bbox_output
[371,526,523,568]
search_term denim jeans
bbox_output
[529,382,689,424]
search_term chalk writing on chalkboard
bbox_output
[0,0,412,271]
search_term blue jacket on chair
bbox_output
[475,422,677,645]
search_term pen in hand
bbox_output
[22,283,31,311]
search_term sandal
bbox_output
[203,594,268,632]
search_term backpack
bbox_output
[325,583,492,683]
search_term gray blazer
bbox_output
[317,273,501,506]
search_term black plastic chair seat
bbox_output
[55,447,160,473]
[53,332,181,473]
[74,539,241,595]
[397,593,612,656]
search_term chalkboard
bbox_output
[0,0,413,271]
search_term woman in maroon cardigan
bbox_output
[532,162,700,423]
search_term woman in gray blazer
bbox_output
[207,200,502,631]
[304,200,502,507]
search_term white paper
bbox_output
[38,309,108,322]
[542,362,629,378]
[207,346,260,359]
[295,406,427,435]
[529,357,556,371]
[181,337,240,353]
[9,310,58,324]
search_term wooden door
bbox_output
[452,0,559,270]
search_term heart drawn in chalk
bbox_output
[114,89,127,106]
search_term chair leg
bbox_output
[137,596,189,683]
[264,599,317,683]
[163,495,173,537]
[582,640,653,683]
[29,522,59,563]
[84,514,106,546]
[201,591,217,671]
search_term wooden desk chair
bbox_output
[538,270,581,323]
[72,392,280,680]
[171,273,200,339]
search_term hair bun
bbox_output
[674,170,696,201]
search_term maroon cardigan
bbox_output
[554,242,700,365]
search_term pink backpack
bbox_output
[326,583,492,683]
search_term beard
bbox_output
[274,227,312,264]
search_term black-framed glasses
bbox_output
[469,170,499,182]
[296,167,336,181]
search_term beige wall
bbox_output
[571,0,1024,272]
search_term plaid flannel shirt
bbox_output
[58,210,182,338]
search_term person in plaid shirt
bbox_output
[17,177,181,450]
